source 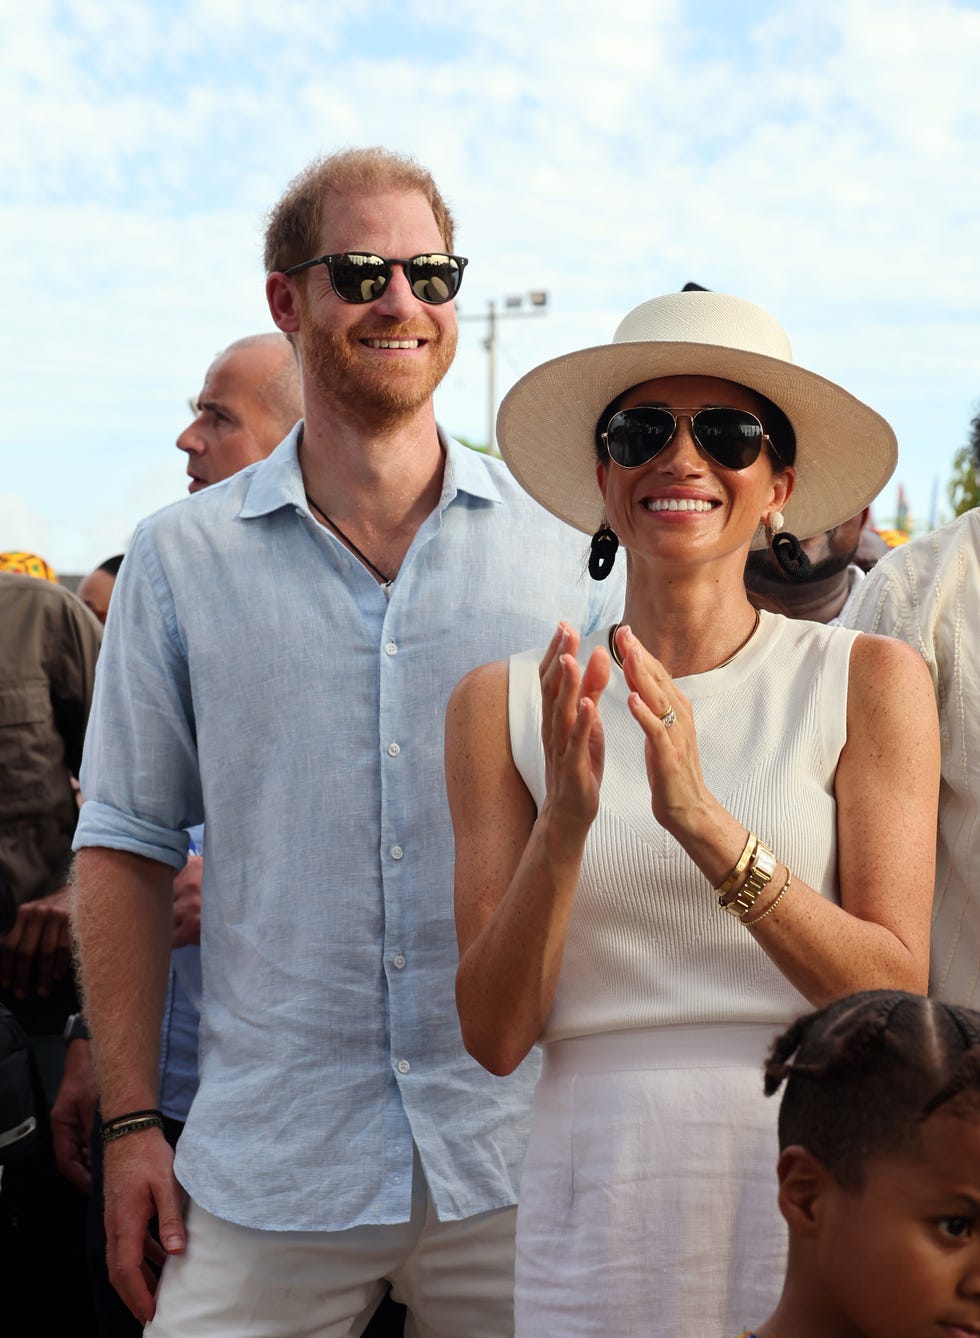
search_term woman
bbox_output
[446,292,940,1336]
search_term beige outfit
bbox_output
[843,509,980,1003]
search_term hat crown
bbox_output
[613,292,794,365]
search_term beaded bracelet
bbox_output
[742,872,793,927]
[101,1108,165,1145]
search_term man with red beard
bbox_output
[70,148,624,1337]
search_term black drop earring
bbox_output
[766,510,812,580]
[589,523,619,581]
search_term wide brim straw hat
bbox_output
[496,291,897,547]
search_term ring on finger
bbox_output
[660,705,676,730]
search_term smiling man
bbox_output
[70,147,623,1337]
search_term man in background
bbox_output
[843,411,980,1005]
[744,506,883,625]
[177,332,302,492]
[0,563,102,1335]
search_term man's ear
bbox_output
[266,273,303,335]
[776,1144,835,1237]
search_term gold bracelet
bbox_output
[720,840,776,917]
[742,871,792,927]
[715,832,758,898]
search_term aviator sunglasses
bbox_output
[602,405,778,472]
[282,251,468,305]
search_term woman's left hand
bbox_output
[613,625,712,840]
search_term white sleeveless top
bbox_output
[508,611,859,1042]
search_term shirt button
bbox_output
[387,742,401,757]
[393,954,406,969]
[397,1059,410,1074]
[391,845,404,860]
[385,641,398,656]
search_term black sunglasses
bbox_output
[281,251,468,305]
[602,405,777,472]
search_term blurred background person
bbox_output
[0,560,102,1336]
[177,332,302,492]
[744,506,879,625]
[843,406,980,1008]
[77,555,125,625]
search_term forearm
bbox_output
[670,799,928,1006]
[456,800,588,1076]
[743,884,927,1004]
[71,847,174,1114]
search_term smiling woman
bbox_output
[445,290,942,1336]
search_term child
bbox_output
[737,989,980,1338]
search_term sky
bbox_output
[2,0,979,574]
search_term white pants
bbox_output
[516,1023,786,1337]
[145,1152,517,1337]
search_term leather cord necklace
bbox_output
[305,492,393,588]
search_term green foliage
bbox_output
[948,444,980,517]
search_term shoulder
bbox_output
[846,631,937,726]
[448,659,510,721]
[0,571,98,639]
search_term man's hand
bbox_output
[171,854,202,948]
[0,884,72,997]
[104,1128,186,1325]
[50,1037,99,1193]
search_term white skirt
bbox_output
[515,1023,786,1338]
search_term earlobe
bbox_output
[776,1145,831,1237]
[595,458,609,499]
[266,273,302,334]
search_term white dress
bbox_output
[507,612,857,1337]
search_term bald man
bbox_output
[177,334,302,491]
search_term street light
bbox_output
[459,291,549,454]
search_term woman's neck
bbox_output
[619,555,760,678]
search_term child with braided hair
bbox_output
[737,989,980,1338]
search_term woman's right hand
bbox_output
[539,623,611,830]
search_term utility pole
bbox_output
[460,291,548,454]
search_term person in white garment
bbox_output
[843,408,980,1006]
[446,290,941,1337]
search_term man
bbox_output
[76,554,125,625]
[52,335,303,1338]
[72,148,624,1336]
[744,505,878,624]
[0,565,102,1335]
[177,332,302,491]
[843,412,980,1005]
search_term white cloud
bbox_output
[2,0,979,568]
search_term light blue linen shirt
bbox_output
[74,426,624,1231]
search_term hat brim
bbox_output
[497,339,897,547]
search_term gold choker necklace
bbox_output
[608,609,761,672]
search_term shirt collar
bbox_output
[238,424,307,520]
[238,422,507,522]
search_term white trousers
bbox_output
[145,1151,517,1337]
[516,1023,786,1337]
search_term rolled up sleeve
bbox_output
[74,520,203,869]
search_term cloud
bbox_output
[3,0,979,569]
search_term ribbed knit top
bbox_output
[509,611,858,1041]
[844,509,980,1005]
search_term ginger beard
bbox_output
[299,294,457,424]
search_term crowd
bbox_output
[1,144,978,1338]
